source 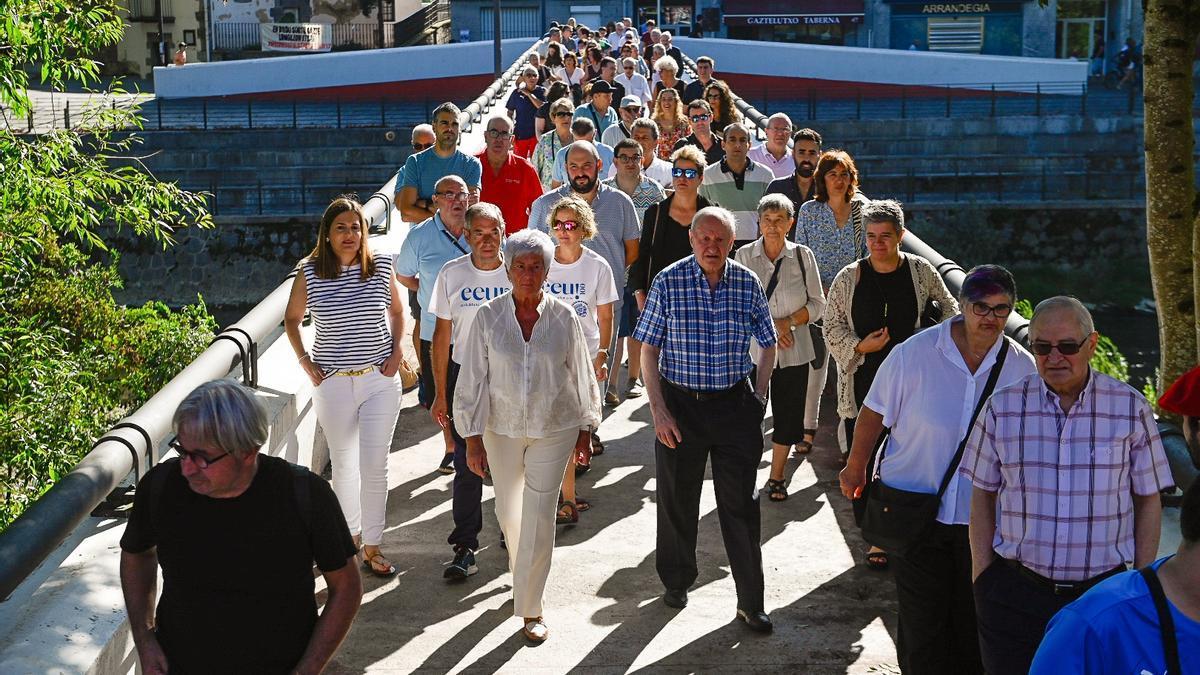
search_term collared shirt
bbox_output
[476,151,544,233]
[633,256,777,391]
[528,183,640,296]
[615,71,653,105]
[961,370,1174,581]
[673,132,725,167]
[505,85,545,140]
[394,213,470,341]
[573,103,620,136]
[697,158,775,241]
[395,149,482,201]
[794,194,870,287]
[603,174,666,221]
[734,239,825,368]
[749,143,796,179]
[862,316,1038,525]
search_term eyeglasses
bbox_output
[690,114,710,122]
[553,219,581,231]
[671,167,699,179]
[623,106,643,114]
[485,129,513,140]
[553,110,573,118]
[706,93,722,100]
[1031,336,1090,356]
[437,191,469,201]
[412,142,433,151]
[169,437,231,470]
[970,301,1013,318]
[616,154,642,162]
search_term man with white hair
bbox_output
[635,206,778,632]
[749,113,796,179]
[962,295,1174,675]
[615,57,653,107]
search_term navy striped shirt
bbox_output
[304,254,394,370]
[633,255,777,391]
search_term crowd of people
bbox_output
[116,15,1197,675]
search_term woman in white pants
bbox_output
[285,196,405,578]
[454,230,602,643]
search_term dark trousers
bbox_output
[973,559,1120,675]
[418,339,434,409]
[655,379,765,611]
[891,523,983,675]
[445,359,483,551]
[760,364,808,445]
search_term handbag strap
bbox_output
[1140,565,1182,675]
[764,257,784,299]
[644,191,669,290]
[934,337,1010,499]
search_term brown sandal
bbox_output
[556,500,579,524]
[362,550,397,577]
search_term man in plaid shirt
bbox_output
[962,295,1174,675]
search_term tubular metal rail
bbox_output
[0,42,545,601]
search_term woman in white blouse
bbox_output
[554,52,585,105]
[734,194,825,502]
[455,229,602,644]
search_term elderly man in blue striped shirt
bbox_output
[633,206,778,633]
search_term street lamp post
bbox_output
[156,0,167,67]
[492,0,501,78]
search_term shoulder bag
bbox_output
[638,191,670,293]
[1140,565,1182,675]
[859,337,1010,555]
[764,247,825,367]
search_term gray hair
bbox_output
[692,206,737,239]
[757,193,794,219]
[522,65,538,77]
[465,202,505,231]
[863,199,905,233]
[504,229,555,271]
[654,55,677,73]
[630,117,659,140]
[434,174,467,193]
[173,380,268,459]
[1030,296,1095,340]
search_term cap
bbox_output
[620,95,643,108]
[1159,366,1200,417]
[590,80,614,95]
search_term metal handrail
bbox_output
[457,39,545,134]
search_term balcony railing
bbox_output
[213,21,406,52]
[126,0,173,22]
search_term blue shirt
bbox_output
[394,214,470,341]
[505,85,545,140]
[633,256,777,391]
[572,103,619,137]
[396,149,483,199]
[1030,556,1200,675]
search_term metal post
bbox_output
[202,99,208,130]
[1080,82,1087,116]
[156,0,167,67]
[203,0,212,62]
[257,180,263,215]
[380,98,386,127]
[377,0,385,49]
[945,85,951,117]
[900,87,906,118]
[856,89,862,120]
[990,84,996,117]
[247,99,253,128]
[337,98,342,128]
[292,100,298,128]
[492,0,502,79]
[157,98,163,129]
[63,102,70,129]
[1035,82,1041,116]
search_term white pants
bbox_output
[312,368,400,546]
[484,427,578,618]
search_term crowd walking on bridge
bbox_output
[117,14,1200,675]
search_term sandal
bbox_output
[576,496,591,512]
[436,452,455,475]
[523,617,549,643]
[362,550,398,577]
[556,500,579,524]
[590,431,605,456]
[794,440,813,455]
[865,549,889,571]
[764,478,788,502]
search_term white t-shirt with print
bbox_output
[545,247,619,357]
[429,255,512,364]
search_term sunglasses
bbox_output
[553,219,581,231]
[690,114,710,122]
[412,142,433,151]
[671,167,699,179]
[970,301,1013,318]
[1031,337,1090,357]
[706,93,722,99]
[624,106,643,114]
[169,437,231,470]
[553,111,573,118]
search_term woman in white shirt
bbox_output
[734,194,825,502]
[543,196,618,523]
[554,52,585,105]
[455,229,602,644]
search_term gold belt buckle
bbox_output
[335,365,376,377]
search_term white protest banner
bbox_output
[260,23,332,52]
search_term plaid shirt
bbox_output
[633,256,776,391]
[961,370,1174,581]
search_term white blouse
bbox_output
[735,239,826,369]
[453,292,602,439]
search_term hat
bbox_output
[1159,366,1200,417]
[590,80,614,95]
[620,95,643,108]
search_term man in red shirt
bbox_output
[476,116,544,234]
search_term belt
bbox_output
[1003,558,1127,598]
[332,365,379,377]
[663,379,743,402]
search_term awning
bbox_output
[722,0,865,26]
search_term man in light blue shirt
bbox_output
[394,102,482,224]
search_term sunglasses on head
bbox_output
[671,167,699,179]
[553,219,581,231]
[1030,337,1090,356]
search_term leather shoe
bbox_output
[663,588,688,609]
[736,608,773,633]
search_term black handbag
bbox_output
[859,337,1010,555]
[920,298,943,328]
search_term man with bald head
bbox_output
[529,140,640,407]
[634,207,777,632]
[962,295,1174,675]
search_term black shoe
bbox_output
[444,546,478,580]
[663,588,688,609]
[736,608,773,633]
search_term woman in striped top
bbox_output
[285,196,406,578]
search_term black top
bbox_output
[627,191,713,293]
[587,76,626,104]
[121,456,357,674]
[683,77,721,105]
[850,258,917,408]
[673,132,725,166]
[653,79,688,102]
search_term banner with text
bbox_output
[260,23,332,52]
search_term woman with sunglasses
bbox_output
[555,52,585,105]
[628,144,711,311]
[825,200,959,570]
[705,81,741,132]
[284,196,406,578]
[651,88,689,161]
[534,81,570,138]
[532,97,576,191]
[543,197,618,524]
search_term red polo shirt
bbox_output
[476,151,545,234]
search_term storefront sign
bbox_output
[260,23,332,52]
[728,15,864,26]
[891,2,1020,13]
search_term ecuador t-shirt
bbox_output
[545,248,619,357]
[428,255,511,362]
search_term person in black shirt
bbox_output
[682,55,720,104]
[766,128,822,240]
[120,380,361,675]
[672,99,724,166]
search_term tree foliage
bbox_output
[0,1,215,528]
